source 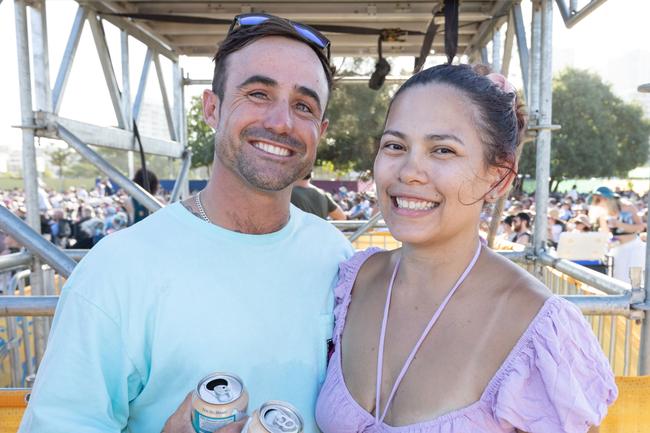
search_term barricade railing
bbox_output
[0,266,64,388]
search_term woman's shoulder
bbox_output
[480,248,552,323]
[489,294,617,431]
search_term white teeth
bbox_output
[253,142,291,157]
[396,197,437,210]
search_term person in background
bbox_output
[569,214,592,233]
[498,214,516,242]
[567,184,579,202]
[547,208,566,248]
[124,168,159,225]
[49,208,73,248]
[72,205,103,249]
[591,186,646,284]
[512,211,532,245]
[291,172,346,220]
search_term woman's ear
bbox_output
[487,163,517,199]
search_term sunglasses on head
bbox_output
[228,13,331,62]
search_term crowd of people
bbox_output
[491,185,648,249]
[0,170,166,254]
[2,178,647,259]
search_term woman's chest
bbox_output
[338,288,521,427]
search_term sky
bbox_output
[0,0,649,168]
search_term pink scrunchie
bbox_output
[486,72,516,94]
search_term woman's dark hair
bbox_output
[212,17,334,109]
[133,168,159,195]
[387,64,527,187]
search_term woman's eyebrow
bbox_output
[425,133,465,146]
[381,129,407,139]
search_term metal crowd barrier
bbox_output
[0,266,64,388]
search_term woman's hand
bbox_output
[162,392,248,433]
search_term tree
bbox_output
[186,95,215,170]
[317,58,395,171]
[518,68,650,190]
[48,147,76,191]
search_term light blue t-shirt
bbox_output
[19,202,353,433]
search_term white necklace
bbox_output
[194,191,210,223]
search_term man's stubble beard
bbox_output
[214,130,314,192]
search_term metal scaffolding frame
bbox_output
[3,0,649,381]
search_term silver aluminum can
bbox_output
[242,400,303,433]
[191,372,249,433]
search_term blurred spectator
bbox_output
[568,214,591,233]
[291,174,346,220]
[124,168,159,225]
[49,208,73,248]
[547,208,566,248]
[513,212,532,246]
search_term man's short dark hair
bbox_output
[516,212,531,226]
[212,16,334,111]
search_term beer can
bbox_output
[191,372,249,433]
[242,401,303,433]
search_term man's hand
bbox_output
[162,392,248,433]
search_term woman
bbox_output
[590,186,645,284]
[316,64,616,433]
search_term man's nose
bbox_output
[263,101,293,135]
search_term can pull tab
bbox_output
[272,412,296,432]
[213,384,232,403]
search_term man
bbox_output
[291,173,346,220]
[20,15,352,433]
[513,211,533,245]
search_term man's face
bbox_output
[513,217,522,231]
[203,36,329,192]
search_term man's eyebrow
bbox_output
[296,85,322,111]
[238,75,277,89]
[425,133,465,146]
[381,129,407,140]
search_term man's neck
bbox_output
[200,163,292,234]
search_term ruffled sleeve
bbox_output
[332,248,383,345]
[493,296,618,433]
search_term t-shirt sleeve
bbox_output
[18,289,142,433]
[494,298,618,433]
[325,192,338,213]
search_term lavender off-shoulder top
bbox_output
[315,248,618,433]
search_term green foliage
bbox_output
[318,58,395,171]
[186,95,215,169]
[48,147,76,178]
[518,68,650,189]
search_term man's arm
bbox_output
[19,284,140,432]
[324,192,346,220]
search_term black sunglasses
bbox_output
[228,13,331,62]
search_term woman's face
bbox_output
[374,83,500,245]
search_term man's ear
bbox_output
[202,89,221,129]
[319,117,330,138]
